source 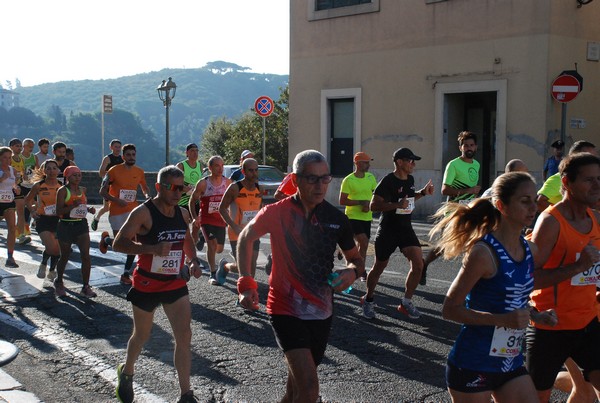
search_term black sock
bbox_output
[42,251,50,265]
[50,255,59,270]
[125,255,135,273]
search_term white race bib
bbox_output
[150,250,183,275]
[0,189,14,203]
[571,253,600,285]
[44,204,57,216]
[70,204,88,219]
[489,326,524,357]
[119,189,137,203]
[241,210,258,225]
[208,201,220,214]
[395,197,415,215]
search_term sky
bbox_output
[2,0,290,88]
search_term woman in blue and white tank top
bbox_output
[430,172,557,402]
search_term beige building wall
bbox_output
[289,0,600,216]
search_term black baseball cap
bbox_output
[551,140,565,149]
[186,143,199,151]
[393,148,421,161]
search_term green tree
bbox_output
[200,85,289,171]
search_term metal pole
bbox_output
[165,100,170,166]
[262,117,266,164]
[101,108,105,161]
[560,103,567,144]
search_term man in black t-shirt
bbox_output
[361,148,434,320]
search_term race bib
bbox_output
[70,204,88,219]
[44,204,57,216]
[489,326,524,357]
[208,201,220,214]
[571,253,600,285]
[119,189,137,203]
[0,189,14,203]
[150,250,183,275]
[241,210,258,225]
[458,199,472,205]
[395,197,415,215]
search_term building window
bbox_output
[309,0,379,20]
[316,0,372,11]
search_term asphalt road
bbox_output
[0,209,570,402]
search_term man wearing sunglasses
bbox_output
[113,165,202,403]
[361,148,434,320]
[99,143,151,285]
[236,149,365,402]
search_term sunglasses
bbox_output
[297,174,333,184]
[160,183,185,192]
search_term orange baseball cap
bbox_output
[354,152,373,162]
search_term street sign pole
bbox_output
[262,117,266,165]
[254,96,274,164]
[561,103,567,144]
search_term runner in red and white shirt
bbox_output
[189,155,231,285]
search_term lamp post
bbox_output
[156,77,177,166]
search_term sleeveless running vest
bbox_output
[0,166,16,203]
[36,180,60,216]
[530,205,600,330]
[178,160,202,207]
[448,233,534,373]
[21,153,37,188]
[133,199,187,292]
[227,181,262,241]
[106,153,124,171]
[199,177,228,227]
[61,187,87,221]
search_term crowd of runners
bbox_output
[1,133,599,403]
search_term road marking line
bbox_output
[0,311,166,402]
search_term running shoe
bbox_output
[216,258,228,285]
[265,254,272,276]
[120,274,132,286]
[54,279,66,297]
[419,259,427,286]
[90,218,99,231]
[208,272,219,285]
[80,285,97,298]
[16,235,31,245]
[360,270,367,282]
[47,269,57,281]
[99,231,109,254]
[360,296,376,319]
[177,390,199,403]
[5,257,19,268]
[398,299,421,319]
[37,263,47,279]
[116,363,134,403]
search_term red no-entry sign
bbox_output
[551,74,581,103]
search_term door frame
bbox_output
[433,80,507,173]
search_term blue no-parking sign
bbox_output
[254,96,274,117]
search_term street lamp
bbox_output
[156,77,177,165]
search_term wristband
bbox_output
[237,276,258,294]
